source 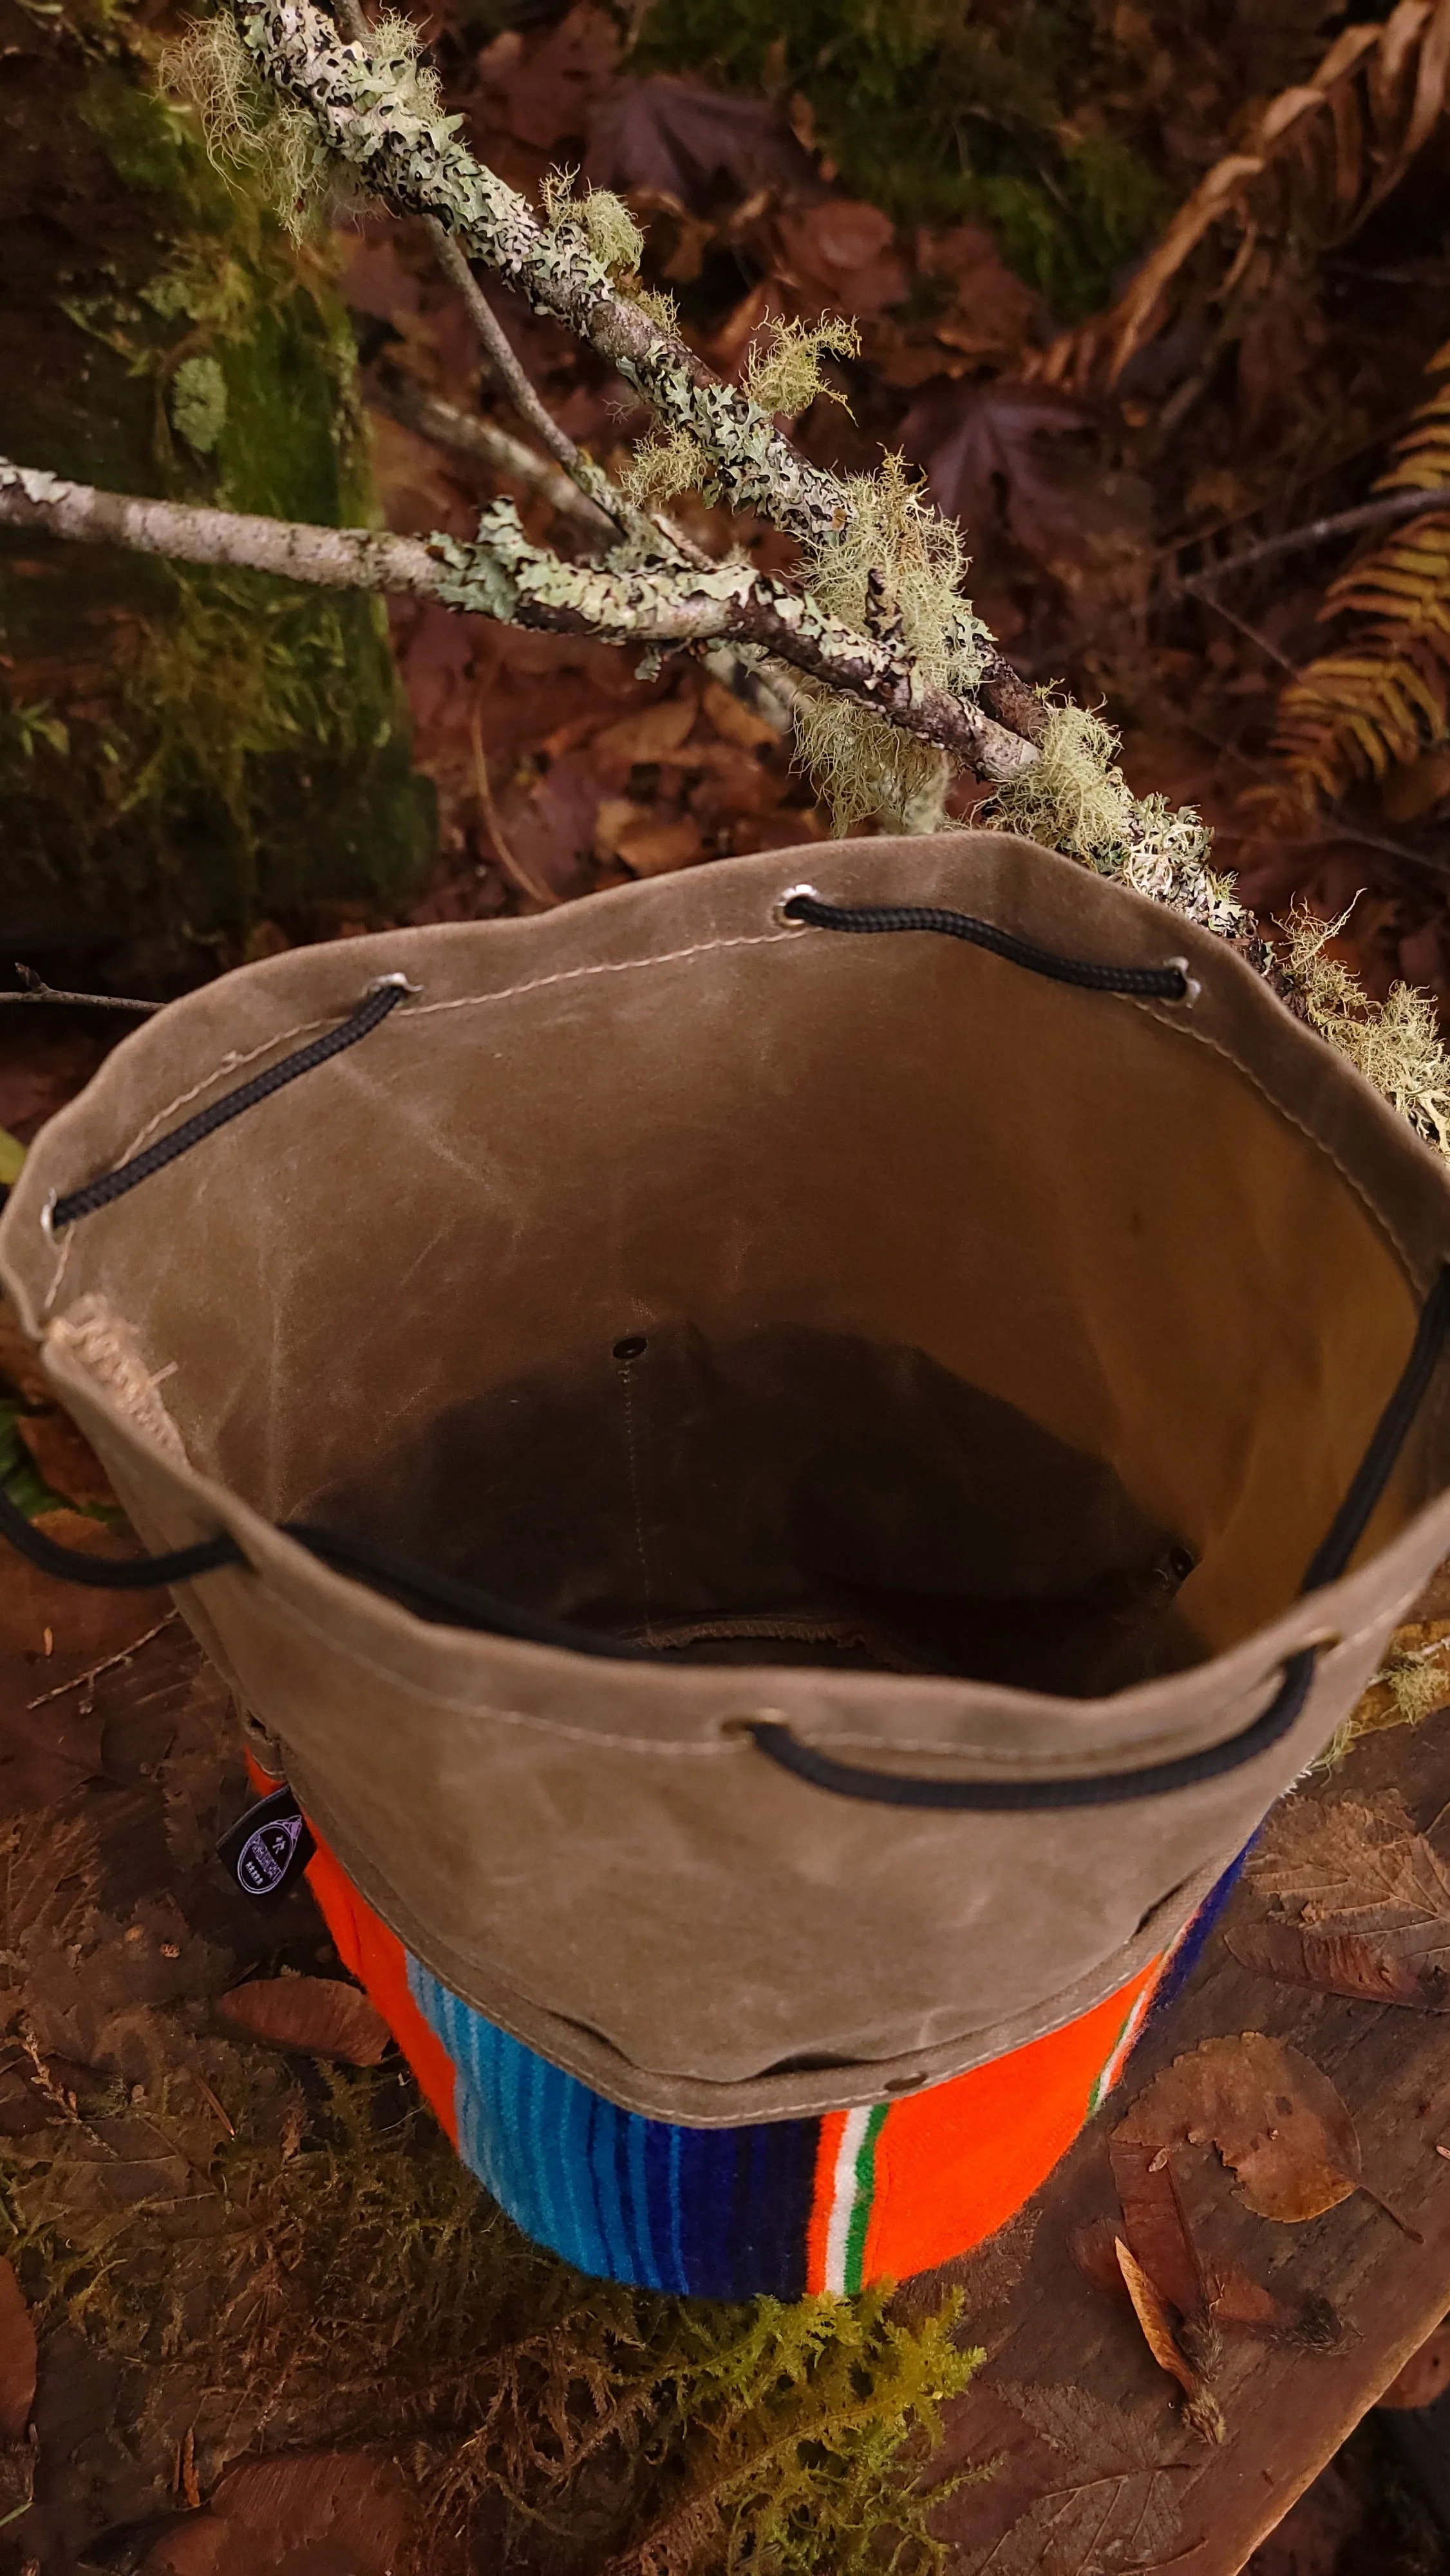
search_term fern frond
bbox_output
[1035,0,1450,393]
[1380,339,1450,488]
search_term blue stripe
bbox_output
[402,1951,818,2298]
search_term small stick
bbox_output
[26,1611,178,1710]
[5,966,159,1016]
[1183,486,1449,590]
[469,706,562,910]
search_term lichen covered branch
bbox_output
[236,0,850,550]
[0,460,1026,774]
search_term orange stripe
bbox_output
[241,1758,458,2146]
[859,1960,1162,2286]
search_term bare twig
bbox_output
[26,1613,178,1710]
[368,366,614,535]
[424,219,606,498]
[4,967,160,1016]
[0,461,1035,778]
[468,704,562,909]
[1183,487,1450,590]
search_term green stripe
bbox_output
[1088,2003,1137,2117]
[842,2104,889,2295]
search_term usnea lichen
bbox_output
[1283,906,1450,1159]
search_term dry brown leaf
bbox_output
[142,2447,412,2575]
[17,1408,117,1510]
[585,73,820,209]
[215,1978,391,2067]
[701,676,779,751]
[1108,2134,1204,2322]
[988,2382,1187,2576]
[1379,2319,1450,2409]
[0,2257,35,2444]
[1116,2033,1361,2222]
[1115,2237,1225,2443]
[0,1508,169,1661]
[0,1299,48,1405]
[1226,1916,1450,2009]
[592,696,697,770]
[1249,1789,1450,1928]
[596,805,705,875]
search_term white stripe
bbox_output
[823,2107,872,2295]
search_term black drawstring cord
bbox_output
[1,1272,1445,1803]
[781,893,1196,1003]
[49,979,410,1231]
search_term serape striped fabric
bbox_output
[299,1822,1170,2297]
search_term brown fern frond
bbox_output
[1380,339,1450,488]
[1035,0,1450,395]
[1268,334,1450,808]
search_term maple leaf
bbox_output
[585,76,821,211]
[0,2258,35,2447]
[899,378,1110,566]
[976,2382,1190,2576]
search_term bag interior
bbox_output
[39,904,1435,1692]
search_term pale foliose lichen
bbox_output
[169,354,229,453]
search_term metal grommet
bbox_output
[365,971,422,998]
[1163,956,1203,1007]
[773,882,822,929]
[39,1191,57,1242]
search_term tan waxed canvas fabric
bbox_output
[6,829,1450,2126]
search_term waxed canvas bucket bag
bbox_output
[6,829,1450,2295]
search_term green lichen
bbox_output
[169,352,228,452]
[746,316,860,421]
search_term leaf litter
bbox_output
[1230,1789,1450,2010]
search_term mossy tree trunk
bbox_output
[0,0,433,976]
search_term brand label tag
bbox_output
[216,1785,316,1899]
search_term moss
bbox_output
[0,0,431,968]
[627,0,1169,319]
[0,2056,982,2571]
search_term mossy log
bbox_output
[0,0,433,971]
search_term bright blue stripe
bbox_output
[587,2090,633,2284]
[626,2112,662,2291]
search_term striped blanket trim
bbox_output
[301,1824,1167,2299]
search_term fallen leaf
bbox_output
[1115,2237,1225,2442]
[595,801,705,874]
[0,1300,49,1405]
[1226,1917,1450,2009]
[592,695,697,770]
[1116,2033,1361,2222]
[17,1409,117,1510]
[987,2382,1189,2576]
[1248,1789,1450,1929]
[585,75,821,210]
[215,1978,391,2067]
[773,199,909,317]
[701,676,780,750]
[142,2447,411,2575]
[0,2257,36,2443]
[0,1508,169,1662]
[1378,2319,1450,2409]
[900,377,1097,562]
[1108,2134,1205,2324]
[476,4,619,155]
